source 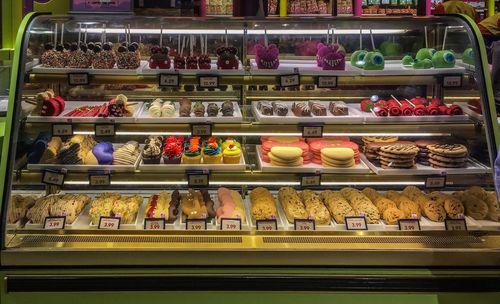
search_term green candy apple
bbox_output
[412,58,433,69]
[401,55,414,66]
[350,50,368,68]
[432,50,456,68]
[381,42,402,56]
[416,48,437,61]
[462,48,474,65]
[363,51,385,70]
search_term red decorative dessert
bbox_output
[386,99,399,108]
[410,97,428,106]
[198,54,211,69]
[438,105,449,115]
[401,105,414,116]
[174,55,185,69]
[430,98,442,106]
[186,56,198,69]
[426,104,439,115]
[447,104,463,115]
[149,46,170,69]
[374,106,388,116]
[376,100,387,107]
[360,99,373,112]
[413,105,427,116]
[389,106,402,116]
[216,46,239,70]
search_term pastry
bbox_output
[112,141,139,165]
[452,191,488,220]
[221,101,234,116]
[292,102,311,117]
[179,98,192,117]
[202,137,222,164]
[216,187,246,222]
[321,147,355,168]
[148,99,163,117]
[92,142,114,165]
[145,190,180,223]
[162,136,183,164]
[89,193,142,224]
[278,187,308,223]
[250,187,278,223]
[104,94,133,117]
[309,101,327,116]
[257,101,273,116]
[329,101,349,116]
[193,101,205,117]
[223,143,241,164]
[57,135,97,165]
[272,102,288,116]
[142,136,163,164]
[149,45,170,69]
[7,195,36,224]
[182,137,202,164]
[300,190,331,225]
[161,101,176,117]
[255,44,280,69]
[207,103,220,117]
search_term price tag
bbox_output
[95,124,115,137]
[68,73,89,86]
[89,174,110,186]
[398,219,421,231]
[256,219,278,231]
[442,75,463,88]
[220,218,242,231]
[43,216,66,229]
[187,173,209,187]
[445,219,467,231]
[52,124,73,137]
[301,125,323,138]
[159,73,180,87]
[98,217,121,230]
[316,76,338,88]
[294,219,316,231]
[279,74,300,87]
[42,170,66,186]
[191,123,212,137]
[144,218,166,230]
[198,75,219,88]
[300,174,321,188]
[345,216,368,230]
[186,219,207,230]
[425,176,446,189]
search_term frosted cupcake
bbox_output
[202,137,222,164]
[223,144,241,164]
[182,137,202,164]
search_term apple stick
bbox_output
[61,23,64,46]
[327,24,330,44]
[84,24,87,44]
[54,23,57,45]
[160,25,163,47]
[331,27,335,45]
[405,99,416,107]
[359,26,362,50]
[264,27,268,47]
[369,29,375,51]
[225,28,228,47]
[190,35,193,57]
[391,95,402,106]
[442,26,448,50]
[180,36,185,56]
[78,23,82,47]
[424,26,428,48]
[205,34,208,54]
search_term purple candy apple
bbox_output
[317,43,346,70]
[255,44,280,69]
[316,42,331,67]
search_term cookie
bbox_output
[268,152,301,164]
[362,136,398,143]
[383,207,405,225]
[415,139,442,149]
[322,159,355,168]
[422,201,446,222]
[270,158,303,167]
[429,153,467,163]
[428,158,466,168]
[321,147,354,161]
[427,144,468,156]
[270,146,303,160]
[380,144,419,155]
[379,156,416,164]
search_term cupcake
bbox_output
[202,137,222,164]
[222,138,240,151]
[223,143,241,164]
[182,137,202,164]
[162,136,183,164]
[142,136,163,164]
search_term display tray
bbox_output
[359,105,470,123]
[352,60,466,76]
[456,59,475,71]
[24,203,90,230]
[419,216,480,231]
[136,101,243,123]
[141,61,245,75]
[360,154,489,176]
[27,101,143,123]
[455,101,483,121]
[257,146,371,174]
[31,60,148,75]
[245,197,286,230]
[88,196,146,230]
[276,195,335,231]
[138,152,246,172]
[249,59,359,75]
[27,144,141,173]
[252,101,363,124]
[6,221,22,230]
[25,58,39,71]
[475,219,500,230]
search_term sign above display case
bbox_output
[70,0,134,13]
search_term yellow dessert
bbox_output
[222,138,241,151]
[223,144,241,164]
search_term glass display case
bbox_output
[1,13,500,301]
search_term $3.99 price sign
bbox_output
[445,219,467,231]
[398,219,421,231]
[220,218,242,231]
[43,216,66,229]
[186,219,207,231]
[316,76,338,88]
[98,216,121,230]
[294,219,316,231]
[256,219,278,231]
[279,74,300,87]
[68,73,89,86]
[144,218,166,230]
[345,216,368,230]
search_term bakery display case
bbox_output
[1,13,500,302]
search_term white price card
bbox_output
[191,123,212,136]
[442,75,463,88]
[144,218,166,230]
[280,74,300,87]
[186,219,207,230]
[198,75,219,88]
[345,216,368,230]
[89,174,111,186]
[398,219,421,231]
[445,219,467,231]
[425,176,446,189]
[256,219,278,231]
[43,216,66,229]
[98,217,121,230]
[68,73,89,86]
[300,175,321,188]
[302,125,323,138]
[220,218,242,231]
[187,174,209,187]
[294,219,316,231]
[317,76,338,88]
[159,73,180,87]
[52,124,73,137]
[42,170,66,186]
[95,124,115,137]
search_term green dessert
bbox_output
[363,51,385,70]
[350,50,367,68]
[401,55,414,66]
[416,48,437,61]
[412,58,433,69]
[381,41,402,56]
[463,48,474,65]
[432,50,455,68]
